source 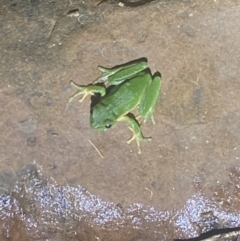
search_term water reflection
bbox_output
[0,164,240,240]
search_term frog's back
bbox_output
[99,73,151,118]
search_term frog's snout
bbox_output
[90,115,104,130]
[90,114,113,131]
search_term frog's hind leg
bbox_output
[69,81,106,102]
[94,61,148,84]
[119,116,151,154]
[139,75,162,124]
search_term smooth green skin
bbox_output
[69,60,162,154]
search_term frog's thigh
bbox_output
[107,61,148,86]
[139,76,162,121]
[95,60,147,84]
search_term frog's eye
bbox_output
[103,119,112,129]
[104,119,112,129]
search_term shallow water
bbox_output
[0,164,240,240]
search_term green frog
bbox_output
[69,60,162,154]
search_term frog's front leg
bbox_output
[69,81,106,103]
[119,116,151,154]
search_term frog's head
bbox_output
[90,105,115,131]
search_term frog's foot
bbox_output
[69,81,106,102]
[119,116,151,154]
[135,113,155,126]
[127,129,151,154]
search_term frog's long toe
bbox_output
[69,81,95,102]
[69,89,88,103]
[127,130,151,154]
